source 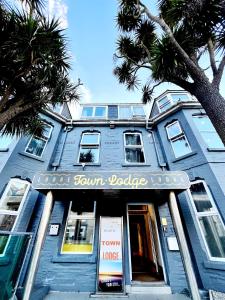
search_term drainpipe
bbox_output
[23,191,53,300]
[168,191,201,300]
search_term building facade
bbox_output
[0,91,225,300]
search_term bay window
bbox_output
[0,179,30,255]
[189,181,225,259]
[166,121,192,158]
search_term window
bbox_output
[189,181,225,259]
[166,121,192,158]
[157,93,191,113]
[119,105,145,119]
[0,132,13,150]
[81,106,106,118]
[25,123,52,157]
[61,200,96,254]
[0,179,30,256]
[78,132,100,163]
[124,132,145,163]
[193,115,224,148]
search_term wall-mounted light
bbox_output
[161,217,168,232]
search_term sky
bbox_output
[48,0,181,104]
[11,0,225,107]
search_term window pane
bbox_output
[133,106,145,116]
[125,134,141,146]
[70,200,95,217]
[95,107,106,117]
[81,134,99,145]
[62,219,95,253]
[119,106,132,119]
[199,215,225,258]
[0,214,16,231]
[172,136,191,157]
[193,116,224,148]
[79,148,99,163]
[158,96,171,112]
[0,134,13,149]
[0,181,29,211]
[42,125,52,139]
[167,122,182,139]
[190,182,213,212]
[171,94,189,103]
[26,137,46,157]
[125,148,145,163]
[82,107,93,117]
[193,116,214,132]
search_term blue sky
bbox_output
[13,0,225,104]
[48,0,181,104]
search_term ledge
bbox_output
[172,151,197,163]
[204,260,225,271]
[207,148,225,152]
[0,148,9,152]
[121,163,151,167]
[73,163,101,167]
[19,152,45,162]
[52,253,97,263]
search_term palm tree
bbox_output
[0,0,81,135]
[114,0,225,144]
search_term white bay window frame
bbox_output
[188,180,225,261]
[166,121,192,158]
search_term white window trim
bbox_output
[77,132,100,164]
[61,201,96,255]
[24,123,53,158]
[188,180,225,262]
[124,132,146,164]
[0,178,30,257]
[166,121,192,158]
[81,106,107,119]
[193,115,224,148]
[157,92,192,113]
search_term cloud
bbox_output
[79,85,93,103]
[48,0,68,29]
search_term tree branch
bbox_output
[114,53,151,69]
[212,56,225,89]
[138,1,209,83]
[169,77,195,94]
[207,38,217,75]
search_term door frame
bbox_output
[126,203,167,283]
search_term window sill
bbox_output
[207,148,225,152]
[52,253,97,263]
[172,151,197,163]
[19,152,45,162]
[73,163,101,166]
[204,260,225,271]
[0,148,9,152]
[121,163,151,167]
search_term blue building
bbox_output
[0,90,225,300]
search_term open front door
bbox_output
[128,204,164,283]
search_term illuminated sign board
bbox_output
[98,217,123,292]
[32,171,190,190]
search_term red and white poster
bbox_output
[98,217,123,292]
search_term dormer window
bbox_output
[119,105,145,119]
[157,92,192,113]
[81,106,106,118]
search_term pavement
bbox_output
[44,292,191,300]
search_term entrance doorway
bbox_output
[128,204,164,283]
